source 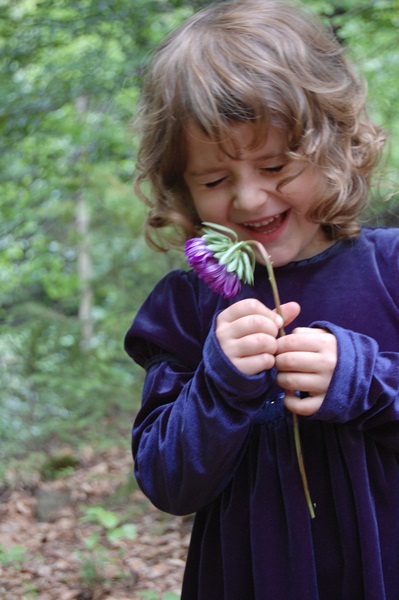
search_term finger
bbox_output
[233,352,276,375]
[219,298,282,327]
[226,332,278,360]
[219,316,279,356]
[221,314,280,341]
[275,349,337,376]
[276,329,336,355]
[276,301,301,327]
[284,390,323,416]
[275,350,320,373]
[276,370,328,394]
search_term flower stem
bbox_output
[250,242,285,335]
[293,413,315,518]
[249,241,315,519]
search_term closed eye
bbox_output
[204,178,226,188]
[261,165,284,173]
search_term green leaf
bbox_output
[85,532,101,550]
[82,507,121,529]
[107,523,137,543]
[0,545,27,565]
[137,591,158,600]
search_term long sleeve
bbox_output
[310,321,399,451]
[132,323,273,515]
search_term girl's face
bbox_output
[183,122,333,267]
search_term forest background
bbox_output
[1,0,399,502]
[1,1,399,597]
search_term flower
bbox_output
[185,238,241,298]
[184,223,256,299]
[184,222,315,519]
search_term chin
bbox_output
[264,247,299,267]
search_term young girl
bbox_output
[125,1,399,598]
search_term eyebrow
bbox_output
[186,167,226,178]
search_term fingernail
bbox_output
[275,315,284,328]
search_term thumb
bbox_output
[276,301,301,327]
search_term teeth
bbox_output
[243,215,278,229]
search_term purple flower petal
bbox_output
[184,238,213,266]
[184,237,241,299]
[220,272,241,298]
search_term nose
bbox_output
[232,178,269,212]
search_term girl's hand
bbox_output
[275,327,337,416]
[216,300,300,376]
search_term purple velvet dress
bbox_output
[125,227,399,600]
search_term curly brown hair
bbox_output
[134,0,387,250]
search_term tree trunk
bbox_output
[75,94,93,350]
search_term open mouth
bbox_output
[242,211,288,235]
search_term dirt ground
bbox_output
[0,446,192,599]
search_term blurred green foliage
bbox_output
[0,0,398,470]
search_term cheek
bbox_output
[303,168,325,203]
[287,169,324,213]
[192,198,205,219]
[178,185,204,227]
[193,197,219,221]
